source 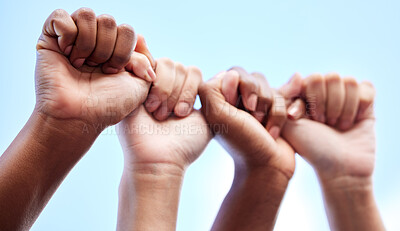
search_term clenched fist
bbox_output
[35,8,155,127]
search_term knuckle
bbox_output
[174,62,186,75]
[157,57,175,69]
[187,66,202,80]
[158,88,173,99]
[52,9,68,18]
[76,7,96,21]
[362,80,374,87]
[118,24,135,37]
[168,91,180,103]
[242,77,258,89]
[187,66,202,75]
[230,66,246,72]
[198,82,212,95]
[97,14,117,28]
[180,89,196,103]
[362,81,375,92]
[307,73,324,85]
[251,72,266,79]
[325,72,341,83]
[344,77,358,88]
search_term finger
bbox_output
[102,24,136,74]
[230,66,259,112]
[135,34,155,69]
[304,74,326,123]
[198,71,226,114]
[337,77,359,130]
[174,66,203,117]
[287,98,306,120]
[70,8,97,68]
[145,58,175,113]
[266,92,287,139]
[221,70,240,106]
[153,63,186,120]
[124,52,156,82]
[356,81,376,121]
[279,73,303,101]
[86,14,117,66]
[38,9,78,55]
[251,72,273,114]
[325,73,345,126]
[200,71,279,164]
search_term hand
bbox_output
[118,58,211,170]
[282,73,383,231]
[200,68,297,231]
[35,8,155,127]
[0,8,155,230]
[282,73,376,182]
[200,68,295,178]
[116,59,211,231]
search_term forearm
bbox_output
[117,163,184,231]
[212,166,289,231]
[320,175,385,231]
[0,111,98,230]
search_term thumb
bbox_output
[134,34,155,69]
[282,118,338,162]
[279,73,303,100]
[280,73,306,120]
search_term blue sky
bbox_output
[0,0,399,230]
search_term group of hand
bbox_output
[0,8,384,231]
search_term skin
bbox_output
[282,73,385,231]
[199,68,300,231]
[0,8,153,230]
[116,59,212,231]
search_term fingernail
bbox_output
[73,58,85,68]
[147,66,156,81]
[327,118,337,126]
[86,60,98,66]
[144,97,161,112]
[64,45,73,56]
[318,114,326,123]
[288,103,301,120]
[176,102,190,116]
[103,66,119,74]
[339,120,352,130]
[268,126,280,140]
[247,93,258,111]
[154,106,169,121]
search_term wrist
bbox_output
[318,176,384,231]
[117,163,185,231]
[122,162,185,181]
[319,175,374,196]
[211,162,290,231]
[233,163,290,195]
[121,146,190,174]
[22,110,100,181]
[33,108,104,139]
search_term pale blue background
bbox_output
[0,0,399,230]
